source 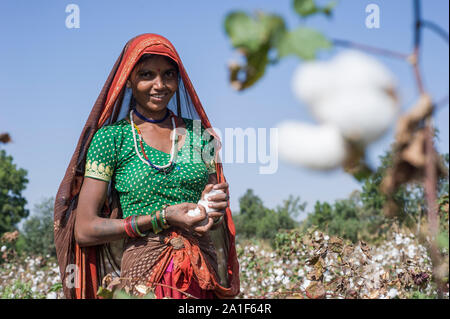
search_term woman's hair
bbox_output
[135,53,179,74]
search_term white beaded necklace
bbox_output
[129,109,178,170]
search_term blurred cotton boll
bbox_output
[276,121,348,170]
[292,50,399,146]
[292,62,333,106]
[314,89,398,144]
[332,50,397,92]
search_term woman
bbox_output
[54,34,240,299]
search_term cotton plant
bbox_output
[236,227,437,299]
[277,50,399,171]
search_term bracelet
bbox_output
[132,215,147,237]
[160,204,170,229]
[151,212,162,234]
[213,216,223,225]
[124,216,138,238]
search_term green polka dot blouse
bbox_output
[84,117,217,218]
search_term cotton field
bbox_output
[237,228,447,299]
[0,254,63,299]
[0,227,448,299]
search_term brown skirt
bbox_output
[117,228,220,297]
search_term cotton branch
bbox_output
[332,39,409,61]
[421,20,449,44]
[412,0,447,299]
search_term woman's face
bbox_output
[127,55,178,114]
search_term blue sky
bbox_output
[0,0,448,220]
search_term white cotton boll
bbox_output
[292,62,335,106]
[187,189,224,225]
[204,189,224,201]
[274,268,283,277]
[291,50,398,146]
[186,208,200,217]
[277,121,348,170]
[186,207,208,226]
[387,288,398,299]
[199,189,224,214]
[46,292,58,299]
[332,50,397,92]
[313,89,397,144]
[292,50,396,106]
[301,279,311,290]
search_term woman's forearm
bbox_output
[75,214,153,247]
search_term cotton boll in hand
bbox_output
[187,206,209,226]
[187,189,225,226]
[313,89,398,144]
[276,121,348,170]
[201,189,225,213]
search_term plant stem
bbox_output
[332,39,409,60]
[412,0,446,298]
[424,118,445,298]
[421,20,449,44]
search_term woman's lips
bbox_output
[149,93,168,103]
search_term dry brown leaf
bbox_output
[0,133,11,144]
[1,230,19,243]
[395,94,433,145]
[369,290,380,299]
[401,129,427,168]
[305,281,326,299]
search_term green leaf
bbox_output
[141,291,157,299]
[225,11,287,54]
[277,27,331,60]
[437,231,449,250]
[113,289,135,299]
[229,44,270,91]
[97,286,114,299]
[259,13,287,47]
[322,1,338,16]
[224,11,267,53]
[294,0,318,17]
[48,282,63,293]
[294,0,338,18]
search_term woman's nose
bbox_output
[153,75,164,89]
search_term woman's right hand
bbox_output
[165,203,213,236]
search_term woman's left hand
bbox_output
[201,182,229,227]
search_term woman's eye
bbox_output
[140,71,153,78]
[166,71,176,78]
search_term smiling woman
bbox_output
[54,34,240,299]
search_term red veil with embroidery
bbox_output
[54,34,240,299]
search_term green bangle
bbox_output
[151,213,162,234]
[213,216,223,225]
[133,216,146,237]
